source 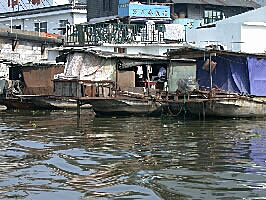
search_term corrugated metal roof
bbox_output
[168,46,266,59]
[171,0,260,8]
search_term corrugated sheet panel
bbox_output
[54,81,82,97]
[171,0,260,8]
[23,65,64,95]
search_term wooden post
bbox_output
[147,65,150,96]
[202,101,206,120]
[209,54,213,89]
[76,80,80,127]
[77,99,80,127]
[115,62,118,97]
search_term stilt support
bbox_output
[77,99,81,127]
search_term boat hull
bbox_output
[186,98,266,118]
[86,98,163,116]
[0,97,91,110]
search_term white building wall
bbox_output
[217,6,266,25]
[73,13,88,24]
[187,6,266,53]
[0,0,71,13]
[254,0,266,6]
[126,46,161,55]
[97,44,183,56]
[215,22,242,51]
[0,10,86,35]
[0,37,57,64]
[241,23,266,53]
[187,27,219,48]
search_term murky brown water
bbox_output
[0,110,265,199]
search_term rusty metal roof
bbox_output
[171,0,260,8]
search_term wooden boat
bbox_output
[184,94,266,118]
[84,97,163,116]
[169,90,266,118]
[0,95,91,110]
[166,46,266,118]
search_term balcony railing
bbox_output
[65,23,167,46]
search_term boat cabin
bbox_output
[167,46,266,118]
[168,46,266,97]
[53,49,196,101]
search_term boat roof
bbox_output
[58,48,195,69]
[168,46,266,59]
[66,48,169,60]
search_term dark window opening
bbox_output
[59,20,69,35]
[9,67,22,81]
[109,0,112,10]
[114,47,127,53]
[204,9,224,24]
[11,25,21,30]
[34,22,47,33]
[103,0,112,11]
[103,0,106,11]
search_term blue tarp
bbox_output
[248,57,266,96]
[197,55,250,94]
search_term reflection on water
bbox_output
[0,110,265,199]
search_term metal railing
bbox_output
[65,23,166,46]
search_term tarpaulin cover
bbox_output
[247,57,266,96]
[196,55,250,94]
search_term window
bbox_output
[109,0,112,10]
[103,0,112,11]
[114,47,127,53]
[34,22,47,33]
[12,25,21,30]
[103,0,106,11]
[59,20,69,35]
[59,20,69,27]
[204,9,224,24]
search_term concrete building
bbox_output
[254,0,266,6]
[169,0,261,30]
[87,0,260,27]
[0,28,62,83]
[187,6,266,53]
[0,1,87,35]
[87,0,119,21]
[86,0,160,21]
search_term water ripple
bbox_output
[0,111,265,199]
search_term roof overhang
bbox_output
[168,46,266,59]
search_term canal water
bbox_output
[0,110,265,200]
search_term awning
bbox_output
[171,0,260,8]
